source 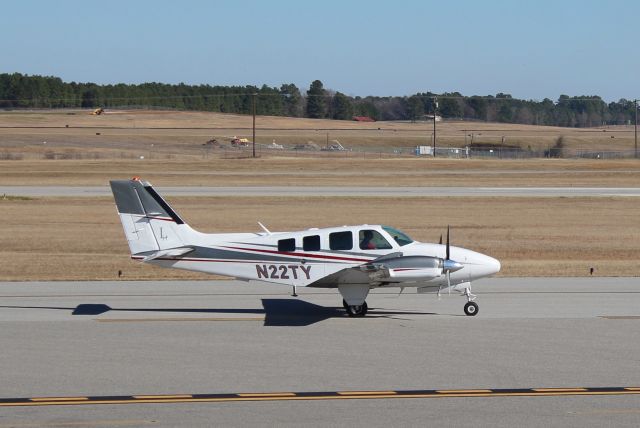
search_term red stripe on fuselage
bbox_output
[222,246,372,263]
[131,256,344,264]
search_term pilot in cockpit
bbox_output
[360,230,376,250]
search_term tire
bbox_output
[464,301,479,316]
[345,301,368,317]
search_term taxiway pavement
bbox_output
[2,185,640,197]
[1,278,640,426]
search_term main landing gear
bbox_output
[343,299,368,317]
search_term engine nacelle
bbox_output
[363,255,444,283]
[387,267,442,282]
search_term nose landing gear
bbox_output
[462,286,478,316]
[464,301,478,316]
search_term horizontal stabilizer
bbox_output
[142,247,194,262]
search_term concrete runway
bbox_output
[2,185,640,197]
[1,278,640,427]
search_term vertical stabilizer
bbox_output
[110,179,186,255]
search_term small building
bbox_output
[352,116,376,122]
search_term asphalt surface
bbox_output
[1,278,640,427]
[2,185,640,197]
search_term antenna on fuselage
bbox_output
[257,221,272,235]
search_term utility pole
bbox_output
[635,99,638,159]
[252,93,257,158]
[432,96,438,157]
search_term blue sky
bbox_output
[2,0,638,101]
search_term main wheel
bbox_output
[464,301,478,316]
[344,300,368,317]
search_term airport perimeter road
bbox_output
[1,278,640,427]
[1,185,640,197]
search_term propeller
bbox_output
[437,227,449,298]
[440,225,463,296]
[446,226,451,295]
[446,226,450,260]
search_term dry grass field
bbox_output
[0,196,638,281]
[1,158,639,187]
[0,109,638,281]
[0,109,638,160]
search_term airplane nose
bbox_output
[448,247,500,280]
[466,252,501,279]
[486,255,501,275]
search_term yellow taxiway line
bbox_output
[1,387,639,407]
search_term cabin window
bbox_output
[278,238,296,252]
[303,235,320,251]
[359,230,393,250]
[329,231,353,250]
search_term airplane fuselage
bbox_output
[132,222,500,291]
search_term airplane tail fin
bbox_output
[110,178,190,257]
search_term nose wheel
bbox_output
[343,299,368,317]
[462,286,478,316]
[464,301,478,316]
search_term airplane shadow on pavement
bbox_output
[1,299,437,327]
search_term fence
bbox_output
[1,145,638,161]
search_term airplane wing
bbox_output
[307,254,443,288]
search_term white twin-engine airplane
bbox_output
[110,178,501,317]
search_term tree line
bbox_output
[0,73,637,127]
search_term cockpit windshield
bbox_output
[382,226,414,246]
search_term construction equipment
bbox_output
[321,140,349,151]
[230,137,250,147]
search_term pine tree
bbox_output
[306,80,326,118]
[331,92,353,120]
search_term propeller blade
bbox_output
[446,225,450,261]
[439,234,443,245]
[446,226,451,295]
